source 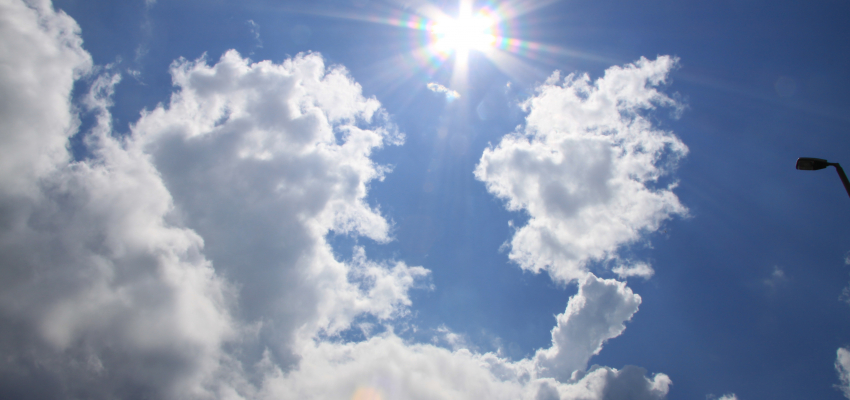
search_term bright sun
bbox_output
[430,12,496,53]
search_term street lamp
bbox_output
[796,157,850,199]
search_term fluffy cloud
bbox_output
[130,50,427,364]
[535,275,642,382]
[252,274,667,400]
[0,0,676,398]
[475,56,688,282]
[0,4,233,399]
[252,336,670,400]
[0,0,91,194]
[0,1,424,396]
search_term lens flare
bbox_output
[299,0,608,102]
[351,387,383,400]
[430,13,496,52]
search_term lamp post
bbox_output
[795,157,850,199]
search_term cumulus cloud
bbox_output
[0,2,424,396]
[428,82,461,101]
[129,50,427,368]
[535,275,642,381]
[252,275,666,400]
[0,0,678,398]
[252,335,670,400]
[475,56,688,282]
[0,2,233,397]
[0,0,91,195]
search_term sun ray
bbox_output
[257,0,615,108]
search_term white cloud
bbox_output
[130,50,424,366]
[428,82,461,101]
[0,5,234,395]
[251,334,671,400]
[0,1,678,398]
[250,276,667,400]
[534,275,642,381]
[837,347,850,399]
[475,56,688,283]
[0,0,91,195]
[612,262,655,279]
[0,2,424,396]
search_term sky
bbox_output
[1,0,850,399]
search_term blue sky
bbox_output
[2,0,850,399]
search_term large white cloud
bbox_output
[475,56,688,282]
[0,1,424,397]
[129,49,429,369]
[0,0,90,194]
[0,0,678,398]
[0,5,234,400]
[251,274,668,400]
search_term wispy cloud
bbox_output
[763,265,788,290]
[427,82,460,101]
[247,19,262,51]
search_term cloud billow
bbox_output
[475,57,688,283]
[0,0,677,398]
[130,50,426,353]
[0,2,232,398]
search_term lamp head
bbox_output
[796,157,831,171]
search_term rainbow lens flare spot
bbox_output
[351,387,383,400]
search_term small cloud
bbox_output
[707,394,739,400]
[135,44,149,63]
[612,262,655,280]
[836,347,850,399]
[126,69,145,84]
[842,252,850,307]
[427,82,460,101]
[841,287,850,307]
[247,20,262,52]
[432,325,470,351]
[763,266,788,290]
